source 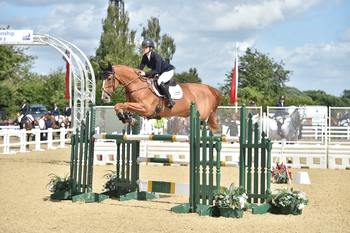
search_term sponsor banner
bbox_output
[0,30,33,44]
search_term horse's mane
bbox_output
[114,64,141,73]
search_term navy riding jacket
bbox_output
[138,51,174,77]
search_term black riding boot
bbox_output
[277,122,283,137]
[159,82,175,109]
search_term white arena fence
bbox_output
[0,126,73,154]
[92,139,350,170]
[1,105,349,169]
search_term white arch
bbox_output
[0,33,95,129]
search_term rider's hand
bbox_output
[140,71,145,76]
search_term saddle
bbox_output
[152,75,177,95]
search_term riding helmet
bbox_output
[22,99,27,103]
[280,95,285,100]
[142,38,155,48]
[250,101,255,105]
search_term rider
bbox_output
[275,95,289,136]
[19,99,29,129]
[138,38,176,109]
[64,103,71,126]
[51,103,60,123]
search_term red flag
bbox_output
[230,49,238,104]
[64,61,70,100]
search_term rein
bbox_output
[101,67,158,97]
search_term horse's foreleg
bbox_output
[123,111,139,126]
[116,103,148,116]
[117,112,126,123]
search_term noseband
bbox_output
[101,68,116,97]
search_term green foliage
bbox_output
[267,187,309,211]
[174,68,202,84]
[0,44,36,82]
[94,4,139,66]
[141,17,176,61]
[213,183,249,210]
[102,170,123,191]
[46,173,70,193]
[218,48,292,107]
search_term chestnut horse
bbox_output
[100,63,222,131]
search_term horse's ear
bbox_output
[108,62,112,70]
[99,62,106,71]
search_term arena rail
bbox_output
[0,127,73,154]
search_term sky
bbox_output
[1,0,349,97]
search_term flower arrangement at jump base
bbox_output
[213,183,249,218]
[267,187,309,215]
[102,170,121,191]
[271,162,292,183]
[46,173,70,193]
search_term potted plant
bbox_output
[46,173,71,200]
[46,173,70,193]
[213,183,249,218]
[102,170,120,191]
[271,162,292,183]
[267,187,309,215]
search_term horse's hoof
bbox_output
[117,112,126,123]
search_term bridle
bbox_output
[290,107,305,131]
[101,67,156,97]
[101,68,116,97]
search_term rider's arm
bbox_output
[145,53,162,77]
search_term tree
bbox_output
[304,90,347,107]
[174,68,202,84]
[0,26,37,115]
[141,17,176,61]
[218,48,292,107]
[91,3,139,106]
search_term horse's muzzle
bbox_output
[102,96,111,103]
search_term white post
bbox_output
[19,129,27,152]
[58,128,67,148]
[34,128,44,151]
[47,128,55,150]
[3,132,10,154]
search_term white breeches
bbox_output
[158,69,174,85]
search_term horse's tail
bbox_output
[207,86,222,131]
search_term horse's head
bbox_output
[290,105,306,123]
[337,112,343,120]
[99,62,117,103]
[296,105,306,122]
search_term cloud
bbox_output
[339,28,350,42]
[272,40,350,93]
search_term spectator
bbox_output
[249,101,259,117]
[39,115,46,140]
[12,113,21,126]
[64,103,71,127]
[45,116,53,140]
[226,113,239,143]
[19,99,29,129]
[51,103,60,123]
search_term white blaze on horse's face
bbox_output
[101,73,116,103]
[101,78,111,103]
